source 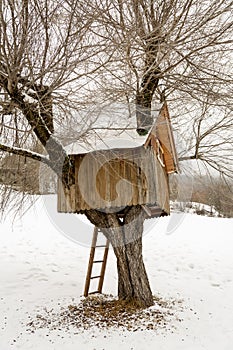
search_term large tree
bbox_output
[1,0,233,308]
[80,0,233,307]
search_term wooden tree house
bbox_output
[57,102,179,295]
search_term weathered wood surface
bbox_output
[152,102,179,174]
[57,145,170,214]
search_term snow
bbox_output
[64,102,162,154]
[64,128,150,155]
[0,195,233,349]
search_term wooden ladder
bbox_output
[83,227,110,297]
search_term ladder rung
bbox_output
[93,260,104,263]
[88,291,99,295]
[96,245,108,248]
[90,275,101,279]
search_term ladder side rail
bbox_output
[97,239,110,293]
[83,227,98,297]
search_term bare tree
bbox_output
[0,0,107,168]
[88,0,233,172]
[1,0,233,308]
[81,0,233,307]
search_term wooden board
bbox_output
[151,102,179,174]
[57,146,170,214]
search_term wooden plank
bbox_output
[154,159,170,213]
[153,102,178,174]
[70,185,76,212]
[60,145,169,213]
[98,238,110,294]
[75,154,90,211]
[142,204,152,217]
[83,227,98,297]
[75,155,83,211]
[131,149,138,206]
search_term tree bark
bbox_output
[136,33,161,135]
[0,76,75,187]
[85,205,154,308]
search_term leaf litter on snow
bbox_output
[25,294,185,336]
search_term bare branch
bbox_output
[0,143,51,167]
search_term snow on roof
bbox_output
[64,102,162,154]
[65,128,149,155]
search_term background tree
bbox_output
[1,0,232,308]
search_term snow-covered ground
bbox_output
[0,195,233,349]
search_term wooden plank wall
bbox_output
[57,146,170,214]
[153,103,177,173]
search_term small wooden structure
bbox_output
[57,102,179,296]
[58,102,179,216]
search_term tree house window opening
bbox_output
[156,139,165,168]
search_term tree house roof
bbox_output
[64,102,179,174]
[65,127,150,155]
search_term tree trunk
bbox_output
[85,205,154,308]
[136,34,161,135]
